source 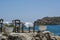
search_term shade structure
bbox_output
[12,19,20,33]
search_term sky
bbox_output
[0,0,60,22]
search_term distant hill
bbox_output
[34,17,60,25]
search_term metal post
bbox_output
[0,19,3,32]
[29,27,30,33]
[21,23,24,33]
[33,22,35,33]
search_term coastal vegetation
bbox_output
[5,24,14,28]
[5,24,9,27]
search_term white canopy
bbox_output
[24,22,33,28]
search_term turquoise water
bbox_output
[35,25,60,36]
[24,25,60,36]
[47,25,60,36]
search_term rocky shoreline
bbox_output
[0,31,60,40]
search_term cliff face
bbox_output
[34,17,60,25]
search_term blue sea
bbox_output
[34,25,60,36]
[47,25,60,36]
[24,25,60,36]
